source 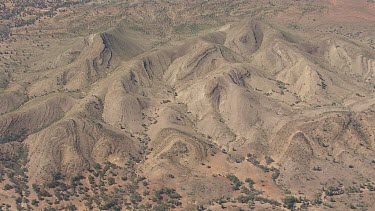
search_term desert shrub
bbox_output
[226,174,243,190]
[255,196,281,206]
[349,204,356,209]
[265,156,274,165]
[283,196,299,210]
[325,186,344,196]
[88,175,95,184]
[31,199,39,206]
[46,175,62,189]
[237,195,254,203]
[346,186,361,194]
[108,177,115,185]
[39,188,52,197]
[0,128,28,144]
[121,176,128,181]
[52,172,63,180]
[164,188,181,199]
[313,166,322,171]
[93,163,101,170]
[54,190,62,200]
[153,204,169,211]
[65,203,77,211]
[367,184,375,191]
[84,201,93,210]
[0,26,10,40]
[32,184,40,192]
[3,184,13,190]
[313,193,323,205]
[245,178,255,189]
[271,168,280,181]
[99,198,121,211]
[152,188,182,208]
[130,192,142,204]
[241,186,251,195]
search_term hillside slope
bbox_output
[1,0,375,210]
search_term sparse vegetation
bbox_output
[0,128,28,144]
[325,186,344,196]
[1,0,375,210]
[226,174,243,190]
[283,196,299,210]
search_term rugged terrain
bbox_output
[1,0,375,210]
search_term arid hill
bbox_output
[1,0,375,210]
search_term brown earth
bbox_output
[1,0,375,210]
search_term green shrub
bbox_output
[93,163,101,170]
[31,199,39,206]
[226,174,243,190]
[121,176,128,181]
[237,195,254,203]
[108,177,115,185]
[3,184,13,190]
[283,196,299,210]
